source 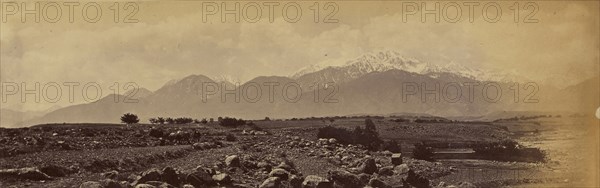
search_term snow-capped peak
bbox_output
[292,50,522,82]
[291,64,324,79]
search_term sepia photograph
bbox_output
[0,1,599,187]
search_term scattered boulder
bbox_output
[186,170,214,187]
[328,138,337,144]
[391,153,402,165]
[269,168,290,180]
[358,157,378,174]
[357,173,371,185]
[327,170,362,188]
[80,181,103,188]
[138,168,162,183]
[145,181,174,188]
[40,164,72,177]
[0,167,52,180]
[193,142,216,150]
[393,164,410,175]
[257,162,272,171]
[161,167,180,186]
[259,177,282,188]
[212,173,232,184]
[457,182,476,188]
[276,162,294,172]
[368,178,391,188]
[289,174,303,188]
[225,155,240,167]
[134,184,157,188]
[100,179,123,188]
[378,166,394,176]
[102,170,120,180]
[302,175,331,188]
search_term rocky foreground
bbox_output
[1,128,475,188]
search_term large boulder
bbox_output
[259,177,282,188]
[40,165,72,177]
[0,167,52,180]
[212,173,232,184]
[138,168,162,183]
[357,158,378,174]
[145,181,174,188]
[276,161,294,172]
[368,178,391,188]
[391,153,403,165]
[161,167,180,186]
[378,166,394,176]
[80,181,103,188]
[225,155,240,167]
[99,179,123,188]
[457,182,476,188]
[102,170,120,179]
[327,170,362,188]
[289,175,303,188]
[269,168,290,180]
[186,170,214,187]
[393,164,410,175]
[302,175,331,188]
[134,184,157,188]
[357,173,371,185]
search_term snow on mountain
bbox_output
[293,50,521,82]
[291,64,324,79]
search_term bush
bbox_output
[413,143,434,161]
[382,140,402,153]
[174,117,194,124]
[356,119,383,150]
[406,169,431,188]
[120,113,139,124]
[317,119,382,151]
[219,117,246,127]
[317,126,355,144]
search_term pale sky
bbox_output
[1,1,598,111]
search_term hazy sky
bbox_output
[1,1,598,111]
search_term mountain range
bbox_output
[4,51,598,127]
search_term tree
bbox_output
[166,117,175,124]
[360,119,382,150]
[219,117,246,127]
[200,118,208,124]
[413,142,434,161]
[382,140,402,153]
[265,117,271,121]
[149,118,158,124]
[209,118,214,123]
[157,117,165,124]
[121,113,140,124]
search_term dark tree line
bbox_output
[317,119,398,152]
